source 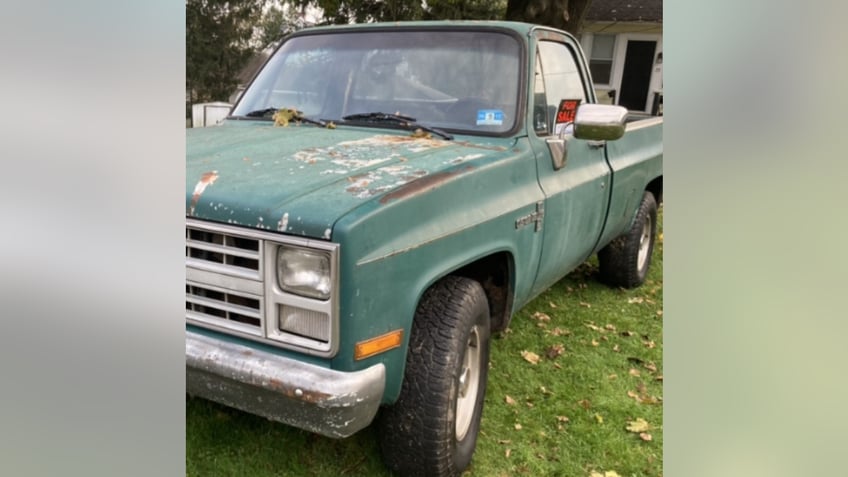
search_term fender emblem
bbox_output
[515,201,545,232]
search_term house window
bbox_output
[589,34,615,85]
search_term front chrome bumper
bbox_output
[186,330,386,438]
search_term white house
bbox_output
[579,0,662,114]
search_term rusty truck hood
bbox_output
[186,122,512,238]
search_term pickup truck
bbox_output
[186,20,662,477]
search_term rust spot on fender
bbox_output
[379,165,473,204]
[189,171,218,215]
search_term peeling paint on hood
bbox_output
[186,123,515,238]
[188,170,218,216]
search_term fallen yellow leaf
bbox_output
[521,350,540,365]
[629,368,641,377]
[640,395,660,405]
[594,413,604,424]
[545,343,565,359]
[533,311,551,322]
[591,339,599,347]
[505,395,517,406]
[514,423,522,430]
[639,432,653,441]
[626,418,650,433]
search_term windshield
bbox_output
[231,29,522,134]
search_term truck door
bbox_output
[528,33,613,296]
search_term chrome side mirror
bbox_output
[573,104,628,141]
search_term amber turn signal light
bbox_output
[354,330,403,360]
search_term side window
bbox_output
[536,41,588,136]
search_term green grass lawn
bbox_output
[187,208,663,477]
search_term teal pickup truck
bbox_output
[186,21,662,477]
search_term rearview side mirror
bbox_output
[573,104,628,141]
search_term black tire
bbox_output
[379,276,491,477]
[598,191,658,288]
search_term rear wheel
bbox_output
[598,191,658,288]
[378,276,491,477]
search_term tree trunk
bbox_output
[505,0,593,35]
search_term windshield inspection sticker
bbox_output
[477,109,504,126]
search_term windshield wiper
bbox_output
[243,108,327,127]
[341,112,453,140]
[342,112,417,123]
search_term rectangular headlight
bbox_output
[276,246,332,300]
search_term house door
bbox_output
[618,40,657,112]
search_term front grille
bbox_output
[186,223,265,336]
[186,225,261,279]
[186,284,261,328]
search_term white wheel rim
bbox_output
[455,325,481,441]
[637,214,652,272]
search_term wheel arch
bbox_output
[411,249,515,334]
[450,251,515,333]
[646,174,663,205]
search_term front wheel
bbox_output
[378,276,491,477]
[598,191,658,288]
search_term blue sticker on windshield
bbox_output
[476,109,504,126]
